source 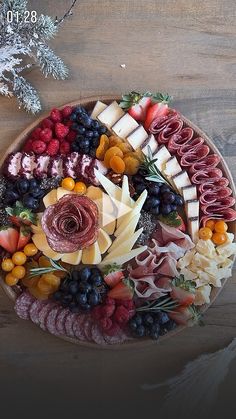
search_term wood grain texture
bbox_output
[1,0,236,413]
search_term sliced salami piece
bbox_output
[200,187,232,205]
[201,196,236,215]
[201,207,236,224]
[168,127,194,153]
[177,137,204,156]
[56,308,70,336]
[158,119,183,144]
[149,109,179,134]
[14,292,35,320]
[72,314,87,341]
[29,300,47,325]
[38,302,55,331]
[83,317,93,342]
[180,144,210,166]
[65,313,78,338]
[91,324,106,345]
[189,154,221,174]
[199,177,229,193]
[46,306,61,335]
[191,168,223,184]
[103,330,127,345]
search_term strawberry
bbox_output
[113,305,130,325]
[0,226,19,253]
[103,264,124,288]
[6,203,36,226]
[55,123,69,140]
[17,226,31,250]
[169,306,193,326]
[170,286,195,307]
[108,278,134,300]
[144,102,169,130]
[176,214,186,232]
[128,97,152,122]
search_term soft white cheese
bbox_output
[177,249,196,269]
[195,239,217,259]
[194,285,211,306]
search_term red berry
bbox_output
[46,139,60,156]
[105,322,121,337]
[62,106,73,118]
[50,108,62,123]
[92,306,103,321]
[31,140,47,154]
[105,297,115,306]
[40,128,53,143]
[102,304,115,318]
[41,118,54,130]
[113,306,130,325]
[23,138,34,152]
[31,127,42,140]
[55,123,69,139]
[65,120,73,128]
[117,299,135,310]
[60,141,70,154]
[100,317,113,332]
[66,130,77,143]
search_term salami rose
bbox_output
[41,195,99,253]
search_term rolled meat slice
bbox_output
[201,208,236,224]
[180,144,210,166]
[158,118,183,144]
[189,154,221,174]
[191,168,222,184]
[149,109,179,134]
[200,187,232,205]
[178,137,204,156]
[199,177,229,193]
[201,196,235,214]
[168,127,194,153]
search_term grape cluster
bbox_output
[53,267,107,313]
[132,172,184,216]
[70,106,107,157]
[128,311,176,340]
[5,178,44,210]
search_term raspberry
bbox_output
[41,118,54,130]
[92,306,103,321]
[46,139,60,156]
[66,130,77,143]
[100,317,113,332]
[105,297,115,306]
[23,138,34,152]
[113,306,130,325]
[31,127,42,140]
[117,299,135,310]
[62,106,73,118]
[102,304,115,318]
[65,120,73,128]
[60,141,70,154]
[31,140,47,154]
[55,123,69,139]
[40,128,53,143]
[50,108,62,123]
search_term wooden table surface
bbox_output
[1,1,236,416]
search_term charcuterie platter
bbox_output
[0,92,236,348]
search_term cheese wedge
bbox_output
[106,228,143,259]
[141,134,158,156]
[90,101,107,119]
[102,218,116,235]
[82,241,102,265]
[153,146,171,171]
[43,189,58,208]
[94,169,122,201]
[97,228,112,254]
[61,250,82,265]
[114,190,147,237]
[99,245,147,266]
[97,101,124,128]
[112,113,139,139]
[127,125,149,150]
[116,176,134,228]
[172,170,191,194]
[57,187,74,201]
[86,186,103,201]
[186,199,199,218]
[32,233,51,252]
[43,249,64,261]
[182,185,197,202]
[108,213,140,253]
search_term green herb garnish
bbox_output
[136,297,179,313]
[29,258,69,278]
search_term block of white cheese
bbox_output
[163,156,182,177]
[188,216,199,243]
[112,113,139,139]
[97,101,125,128]
[182,185,197,202]
[186,199,199,218]
[141,134,158,156]
[90,101,107,119]
[127,125,149,150]
[153,146,171,171]
[172,170,192,194]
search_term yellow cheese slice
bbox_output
[61,250,82,265]
[32,233,51,252]
[82,241,102,265]
[102,219,116,235]
[57,187,75,201]
[99,245,147,266]
[86,186,103,201]
[97,229,112,254]
[114,190,147,237]
[42,249,64,261]
[94,169,122,201]
[43,189,58,208]
[106,227,143,259]
[108,213,140,253]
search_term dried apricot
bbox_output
[96,134,109,160]
[28,285,49,300]
[104,146,124,168]
[125,149,143,162]
[123,156,140,175]
[109,136,123,147]
[117,142,132,154]
[22,260,39,287]
[110,155,125,174]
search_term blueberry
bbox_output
[79,281,92,293]
[71,270,81,281]
[132,314,143,326]
[174,195,184,206]
[150,205,160,216]
[132,174,145,184]
[91,120,100,130]
[71,123,79,130]
[99,125,107,134]
[80,115,92,128]
[90,272,103,287]
[53,291,63,301]
[29,178,38,190]
[22,194,39,210]
[162,191,175,204]
[156,311,169,325]
[129,319,138,331]
[85,130,93,138]
[81,303,91,311]
[171,204,177,211]
[160,184,171,193]
[71,143,80,152]
[143,313,154,326]
[62,294,73,305]
[165,320,176,331]
[70,113,77,121]
[17,179,29,194]
[135,183,146,194]
[5,190,19,204]
[144,196,160,211]
[160,204,172,215]
[92,130,100,138]
[80,267,92,282]
[60,278,70,292]
[68,280,80,295]
[88,291,100,306]
[74,106,86,115]
[91,137,99,148]
[148,184,160,197]
[150,323,161,334]
[76,293,87,306]
[69,303,80,313]
[30,186,44,198]
[135,325,146,337]
[89,149,96,157]
[77,125,86,134]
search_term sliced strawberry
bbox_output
[170,286,195,307]
[103,264,124,288]
[108,279,134,300]
[144,102,169,130]
[176,214,186,232]
[17,226,31,250]
[169,306,193,325]
[0,226,19,253]
[128,97,152,122]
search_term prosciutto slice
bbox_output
[149,109,179,134]
[177,137,204,156]
[168,127,194,153]
[180,144,210,166]
[189,154,221,174]
[158,119,184,144]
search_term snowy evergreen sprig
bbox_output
[0,0,78,113]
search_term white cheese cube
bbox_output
[90,101,107,119]
[196,239,217,259]
[194,285,211,306]
[177,249,196,269]
[141,134,158,156]
[182,185,197,202]
[188,217,199,243]
[97,101,124,128]
[216,267,232,281]
[186,200,199,219]
[172,170,192,194]
[216,242,236,258]
[192,252,217,269]
[126,125,148,149]
[112,113,139,139]
[163,156,182,177]
[153,146,171,171]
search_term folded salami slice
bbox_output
[200,187,232,205]
[180,144,210,166]
[178,137,205,156]
[149,109,179,134]
[168,127,194,153]
[191,168,222,184]
[201,207,236,224]
[201,196,236,214]
[199,177,229,193]
[189,154,221,174]
[158,119,183,144]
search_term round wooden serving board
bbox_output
[0,95,236,349]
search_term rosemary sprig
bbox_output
[29,258,69,278]
[188,305,205,327]
[140,146,174,189]
[136,297,179,313]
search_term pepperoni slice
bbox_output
[199,178,229,193]
[56,308,70,336]
[14,292,35,320]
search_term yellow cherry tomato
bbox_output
[12,251,27,266]
[5,273,19,286]
[11,265,26,279]
[23,243,38,257]
[214,220,228,234]
[198,227,213,240]
[1,258,15,272]
[205,220,216,231]
[212,232,227,245]
[61,177,75,191]
[74,181,87,195]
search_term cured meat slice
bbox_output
[158,119,183,144]
[178,137,204,156]
[200,187,232,205]
[46,306,60,335]
[64,152,80,178]
[48,156,64,178]
[55,308,70,335]
[14,292,35,320]
[72,314,87,340]
[149,109,179,134]
[189,154,221,174]
[103,330,128,345]
[191,168,222,184]
[29,300,47,325]
[91,324,106,345]
[83,317,93,341]
[168,127,194,153]
[201,196,236,214]
[38,302,55,331]
[199,177,229,193]
[65,313,78,338]
[201,208,236,224]
[180,144,210,166]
